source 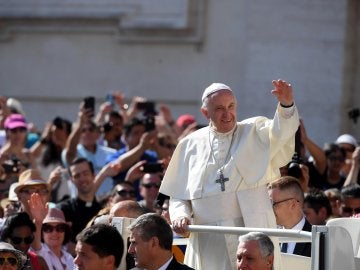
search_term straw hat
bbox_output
[0,242,27,268]
[0,182,19,209]
[14,169,50,194]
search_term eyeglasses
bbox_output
[42,224,67,233]
[341,206,360,215]
[117,190,136,197]
[272,198,298,207]
[10,235,34,245]
[0,256,18,266]
[8,127,27,134]
[20,188,49,196]
[142,183,161,189]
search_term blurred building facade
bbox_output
[0,0,359,146]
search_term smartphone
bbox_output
[141,162,163,173]
[144,116,155,132]
[106,94,115,108]
[83,96,95,117]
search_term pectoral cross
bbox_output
[215,171,229,192]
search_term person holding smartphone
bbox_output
[61,97,117,197]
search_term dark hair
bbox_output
[42,117,72,167]
[1,212,36,241]
[123,117,144,136]
[341,184,360,200]
[128,213,173,250]
[108,111,123,121]
[69,157,95,176]
[304,189,332,216]
[111,181,135,197]
[324,143,346,159]
[76,224,124,268]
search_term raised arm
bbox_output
[344,146,360,187]
[300,119,327,174]
[271,79,294,106]
[113,130,157,171]
[64,105,92,165]
[29,193,48,251]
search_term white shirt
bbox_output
[285,216,306,254]
[33,243,75,270]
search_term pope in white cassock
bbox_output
[159,80,300,270]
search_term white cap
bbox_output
[202,83,233,103]
[335,134,358,147]
[8,182,18,201]
[7,98,26,116]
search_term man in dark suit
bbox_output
[128,213,194,270]
[268,176,312,257]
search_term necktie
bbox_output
[281,242,288,253]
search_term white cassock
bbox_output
[159,104,299,270]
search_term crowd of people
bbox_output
[0,79,358,270]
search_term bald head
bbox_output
[109,200,146,222]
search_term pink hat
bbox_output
[4,114,27,130]
[43,208,67,224]
[176,114,196,128]
[202,83,233,103]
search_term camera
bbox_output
[287,152,303,179]
[141,162,164,173]
[2,157,21,174]
[136,101,156,116]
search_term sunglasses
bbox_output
[142,183,161,189]
[342,206,360,214]
[117,190,136,197]
[20,188,49,196]
[42,224,67,233]
[8,127,27,133]
[10,235,34,245]
[0,256,18,266]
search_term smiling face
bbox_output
[70,161,94,196]
[201,90,237,133]
[42,222,66,249]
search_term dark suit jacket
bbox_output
[293,218,312,257]
[166,257,195,270]
[130,257,195,270]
